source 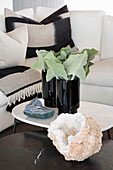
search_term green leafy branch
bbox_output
[32,45,99,82]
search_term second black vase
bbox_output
[42,71,56,107]
[56,78,80,114]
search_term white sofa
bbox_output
[0,5,113,132]
[70,10,113,106]
[36,7,113,107]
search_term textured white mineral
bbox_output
[48,113,102,161]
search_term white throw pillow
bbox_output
[0,25,28,69]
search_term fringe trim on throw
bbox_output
[7,82,42,106]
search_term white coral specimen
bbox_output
[48,113,102,161]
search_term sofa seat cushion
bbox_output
[81,58,113,87]
[23,57,42,73]
[24,57,37,67]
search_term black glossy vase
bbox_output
[56,78,80,114]
[42,71,56,107]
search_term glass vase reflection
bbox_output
[56,78,80,114]
[42,70,56,107]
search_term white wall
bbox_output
[65,0,113,16]
[0,0,13,14]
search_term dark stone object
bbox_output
[24,98,55,119]
[0,132,113,170]
[42,70,56,107]
[56,78,80,114]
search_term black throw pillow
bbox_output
[5,5,75,58]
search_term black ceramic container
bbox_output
[56,78,80,114]
[42,70,56,107]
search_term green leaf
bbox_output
[55,45,75,57]
[76,68,86,80]
[64,50,88,80]
[32,47,99,81]
[82,48,99,61]
[81,48,99,77]
[31,59,41,70]
[46,67,55,81]
[31,50,49,71]
[84,61,94,77]
[57,51,67,61]
[44,52,68,81]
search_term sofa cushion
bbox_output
[69,11,104,50]
[81,58,113,87]
[101,15,113,60]
[0,25,28,69]
[24,57,37,67]
[70,11,105,62]
[5,6,74,58]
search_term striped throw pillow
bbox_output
[5,5,74,58]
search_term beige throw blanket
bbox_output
[0,69,42,105]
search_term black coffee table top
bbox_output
[0,131,113,170]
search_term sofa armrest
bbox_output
[0,90,8,107]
